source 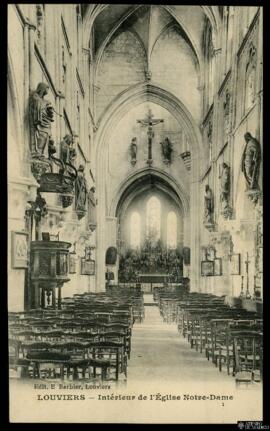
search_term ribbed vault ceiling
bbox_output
[83,5,222,64]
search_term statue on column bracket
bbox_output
[88,186,97,232]
[130,137,137,166]
[75,165,88,220]
[219,162,232,219]
[204,185,215,230]
[29,82,54,158]
[60,134,77,208]
[241,132,262,204]
[223,90,231,136]
[29,82,55,182]
[160,137,173,165]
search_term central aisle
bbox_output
[128,299,234,384]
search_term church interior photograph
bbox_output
[8,4,263,423]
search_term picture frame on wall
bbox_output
[81,258,95,275]
[230,253,241,275]
[11,231,29,269]
[214,258,222,276]
[201,260,214,276]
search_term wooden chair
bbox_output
[232,331,263,386]
[87,341,127,381]
[9,339,31,378]
[21,341,69,379]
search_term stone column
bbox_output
[189,153,201,292]
[96,144,106,292]
[28,21,37,93]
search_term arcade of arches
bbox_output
[8,5,263,416]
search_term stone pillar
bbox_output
[189,154,201,292]
[8,179,37,311]
[28,22,37,93]
[96,149,106,292]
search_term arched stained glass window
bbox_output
[146,196,161,242]
[167,211,177,249]
[130,212,141,249]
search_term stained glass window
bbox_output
[146,196,161,243]
[130,212,141,249]
[167,211,177,249]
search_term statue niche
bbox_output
[160,137,173,164]
[219,162,232,219]
[241,132,262,203]
[130,137,137,166]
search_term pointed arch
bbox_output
[95,82,203,156]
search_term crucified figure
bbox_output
[137,109,164,166]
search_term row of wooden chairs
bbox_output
[9,290,142,381]
[157,292,263,385]
[9,338,125,381]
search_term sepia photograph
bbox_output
[7,3,263,425]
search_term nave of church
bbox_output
[8,4,263,424]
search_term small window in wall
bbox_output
[130,212,141,249]
[146,196,161,242]
[167,211,177,249]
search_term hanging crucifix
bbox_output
[137,109,164,166]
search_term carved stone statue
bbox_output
[60,134,77,166]
[223,90,231,135]
[88,186,97,231]
[204,185,214,225]
[241,132,261,190]
[75,165,88,219]
[219,162,232,218]
[160,137,173,163]
[29,82,54,157]
[130,137,137,165]
[48,138,57,158]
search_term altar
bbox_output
[118,241,183,285]
[137,274,169,293]
[138,274,169,284]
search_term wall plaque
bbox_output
[81,258,95,275]
[201,261,214,276]
[230,253,241,275]
[11,231,29,269]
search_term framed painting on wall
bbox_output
[214,258,222,276]
[201,260,214,276]
[11,231,29,269]
[230,253,241,275]
[81,258,95,275]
